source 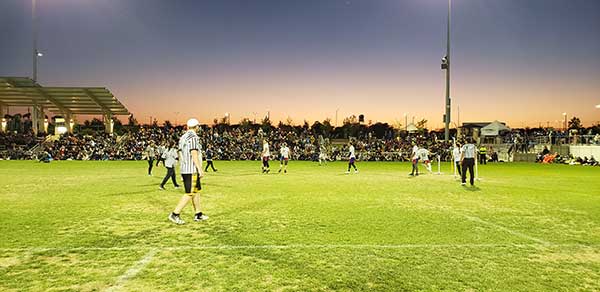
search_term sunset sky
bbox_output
[1,0,599,128]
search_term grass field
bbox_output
[0,160,599,291]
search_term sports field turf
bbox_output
[0,160,599,291]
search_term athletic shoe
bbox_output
[266,169,270,174]
[194,213,209,221]
[168,213,185,225]
[409,173,414,176]
[461,182,466,186]
[345,171,350,174]
[174,185,181,189]
[354,170,359,174]
[159,185,166,190]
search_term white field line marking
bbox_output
[104,248,157,292]
[411,197,553,246]
[461,214,551,245]
[1,243,597,253]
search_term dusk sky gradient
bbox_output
[1,0,599,128]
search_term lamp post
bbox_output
[335,108,340,127]
[562,112,567,131]
[32,0,42,82]
[441,0,452,141]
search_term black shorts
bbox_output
[181,173,201,194]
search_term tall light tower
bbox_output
[441,0,452,141]
[32,0,39,82]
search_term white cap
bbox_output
[186,118,199,128]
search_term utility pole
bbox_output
[32,0,39,82]
[442,0,452,141]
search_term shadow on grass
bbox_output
[462,185,481,192]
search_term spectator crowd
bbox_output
[1,124,598,166]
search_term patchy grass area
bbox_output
[0,160,599,291]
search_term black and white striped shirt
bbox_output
[461,144,477,159]
[178,130,202,174]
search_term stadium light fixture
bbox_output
[596,104,600,109]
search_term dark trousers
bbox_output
[161,167,179,187]
[205,160,216,172]
[262,158,269,168]
[455,161,462,176]
[411,159,419,175]
[347,162,357,171]
[148,158,154,175]
[461,158,475,185]
[479,154,487,165]
[156,157,165,166]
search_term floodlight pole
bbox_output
[443,0,452,141]
[32,0,38,82]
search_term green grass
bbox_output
[0,160,599,291]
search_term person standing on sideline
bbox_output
[156,143,166,167]
[461,137,477,186]
[168,118,209,225]
[204,145,217,172]
[144,141,156,176]
[479,144,487,165]
[261,139,271,173]
[159,141,180,190]
[278,142,291,173]
[318,143,328,166]
[409,142,420,176]
[452,143,462,177]
[345,141,358,174]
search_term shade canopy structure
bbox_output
[0,77,129,116]
[0,77,129,134]
[480,120,510,136]
[406,123,418,133]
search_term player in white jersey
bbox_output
[261,139,271,174]
[318,144,328,166]
[409,143,420,176]
[278,143,291,173]
[417,147,432,173]
[452,143,462,177]
[345,141,358,174]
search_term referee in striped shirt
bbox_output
[168,118,209,225]
[460,137,477,186]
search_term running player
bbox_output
[417,147,433,173]
[204,145,217,172]
[261,139,270,173]
[159,141,180,190]
[278,142,291,173]
[168,118,208,225]
[345,141,358,174]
